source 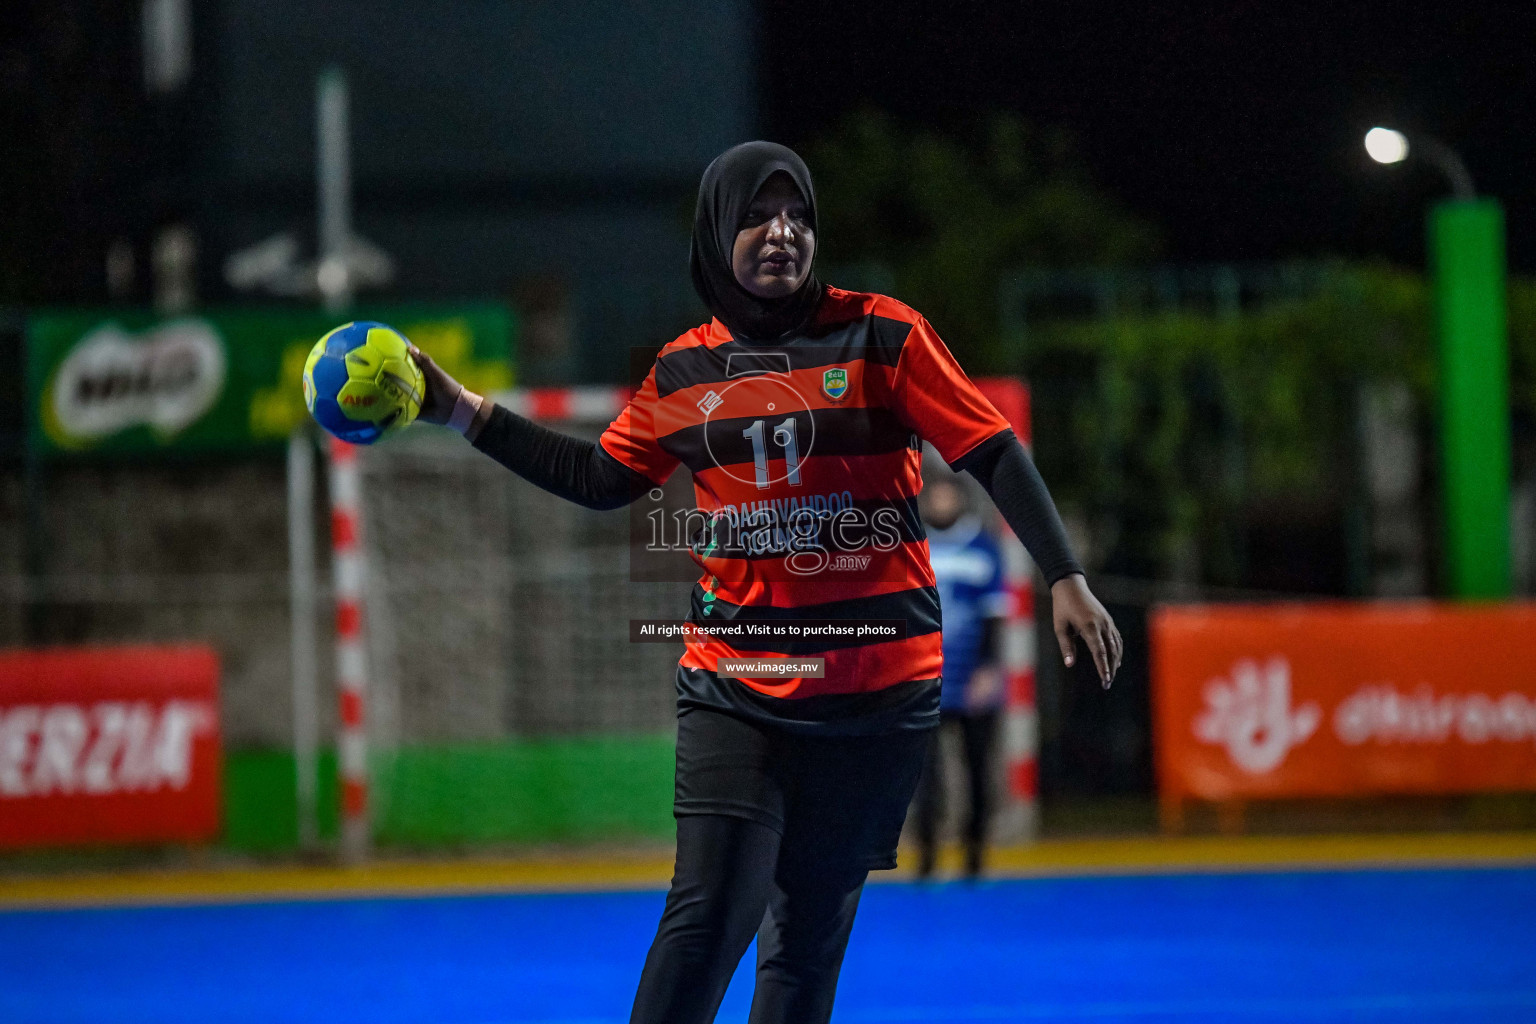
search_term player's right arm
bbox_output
[410,344,667,511]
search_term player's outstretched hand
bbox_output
[1051,574,1122,689]
[407,344,463,426]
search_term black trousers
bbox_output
[912,708,1000,876]
[630,707,932,1024]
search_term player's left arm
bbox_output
[891,318,1123,687]
[960,435,1121,687]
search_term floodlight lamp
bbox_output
[1365,127,1409,165]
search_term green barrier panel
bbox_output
[223,749,340,851]
[372,736,676,846]
[223,735,675,852]
[1431,201,1512,598]
[25,305,514,458]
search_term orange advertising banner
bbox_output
[1153,603,1536,801]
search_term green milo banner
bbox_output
[25,306,515,457]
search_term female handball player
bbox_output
[409,140,1121,1024]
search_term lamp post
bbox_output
[1366,126,1511,599]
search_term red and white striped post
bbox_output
[998,522,1040,839]
[976,379,1039,841]
[327,436,370,861]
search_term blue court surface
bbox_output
[2,867,1533,1023]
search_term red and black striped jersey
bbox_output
[600,287,1011,726]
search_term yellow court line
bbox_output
[981,831,1536,877]
[0,852,679,910]
[2,832,1533,910]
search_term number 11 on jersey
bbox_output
[742,417,802,489]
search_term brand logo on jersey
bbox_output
[696,390,723,416]
[822,368,848,401]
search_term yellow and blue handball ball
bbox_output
[302,321,425,444]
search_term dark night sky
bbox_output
[6,1,1536,308]
[760,1,1536,271]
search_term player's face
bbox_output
[920,479,965,531]
[732,173,815,300]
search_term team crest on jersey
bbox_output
[822,367,849,401]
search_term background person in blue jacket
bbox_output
[912,473,1010,880]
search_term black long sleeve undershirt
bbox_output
[955,430,1084,587]
[470,404,650,510]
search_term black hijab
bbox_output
[689,141,822,341]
